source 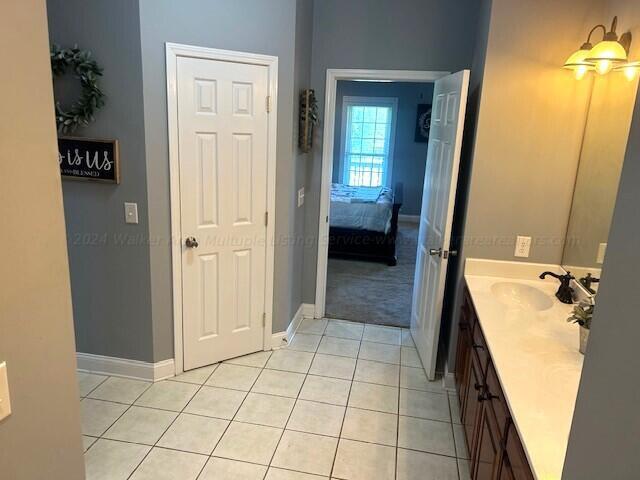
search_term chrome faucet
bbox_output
[539,271,575,304]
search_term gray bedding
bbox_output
[329,183,393,233]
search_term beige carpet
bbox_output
[325,222,418,327]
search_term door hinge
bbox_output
[265,211,269,227]
[262,312,266,327]
[266,96,272,113]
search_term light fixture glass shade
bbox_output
[564,48,593,67]
[586,40,628,74]
[564,47,595,79]
[615,61,640,81]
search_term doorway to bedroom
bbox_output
[314,68,470,380]
[324,79,434,328]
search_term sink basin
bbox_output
[490,282,554,311]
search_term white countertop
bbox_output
[464,259,584,480]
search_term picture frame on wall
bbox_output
[57,137,120,184]
[414,103,432,143]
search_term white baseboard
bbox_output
[399,214,420,223]
[271,302,312,349]
[77,352,175,382]
[301,303,315,318]
[271,331,288,349]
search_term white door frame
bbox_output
[314,69,449,319]
[166,43,278,375]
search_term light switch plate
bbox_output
[514,235,532,258]
[124,202,139,224]
[297,187,305,207]
[596,242,607,264]
[0,361,11,422]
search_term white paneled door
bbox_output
[177,56,269,371]
[411,70,470,380]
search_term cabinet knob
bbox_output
[478,391,499,402]
[472,344,484,351]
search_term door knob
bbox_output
[429,248,442,257]
[185,236,199,249]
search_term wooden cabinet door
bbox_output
[455,313,473,418]
[486,362,509,438]
[499,456,515,480]
[463,356,483,467]
[505,423,534,480]
[474,403,501,480]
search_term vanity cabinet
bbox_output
[455,286,535,480]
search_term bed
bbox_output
[328,182,403,266]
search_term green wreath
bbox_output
[51,45,105,134]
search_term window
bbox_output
[340,96,397,187]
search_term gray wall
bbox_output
[445,0,604,373]
[332,81,435,215]
[462,0,599,263]
[290,0,315,320]
[303,0,482,303]
[47,0,154,362]
[138,0,303,356]
[47,0,311,363]
[0,0,85,477]
[563,71,640,480]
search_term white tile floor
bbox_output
[78,319,470,480]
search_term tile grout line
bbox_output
[124,362,226,480]
[85,429,463,463]
[85,377,157,456]
[395,346,401,480]
[198,350,275,479]
[262,321,325,478]
[328,326,363,479]
[80,373,110,399]
[448,389,464,480]
[79,374,115,453]
[83,320,453,478]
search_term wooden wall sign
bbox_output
[58,137,120,183]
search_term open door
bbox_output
[411,70,470,380]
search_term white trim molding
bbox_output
[271,332,288,349]
[314,69,450,319]
[301,303,315,318]
[77,353,175,382]
[166,43,279,376]
[271,302,311,349]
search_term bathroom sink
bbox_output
[490,282,554,311]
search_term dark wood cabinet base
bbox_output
[455,285,534,480]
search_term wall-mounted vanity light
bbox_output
[564,16,633,79]
[614,61,640,81]
[564,39,596,80]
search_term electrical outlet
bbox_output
[596,242,607,264]
[124,202,139,224]
[0,362,11,422]
[297,187,305,207]
[514,235,531,258]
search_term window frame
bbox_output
[338,96,398,188]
